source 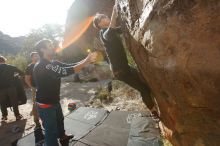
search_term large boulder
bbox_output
[65,0,220,145]
[117,0,220,145]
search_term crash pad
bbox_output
[66,107,108,125]
[16,107,108,146]
[16,129,46,146]
[79,111,145,146]
[15,107,161,146]
[127,117,163,146]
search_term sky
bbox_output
[0,0,74,37]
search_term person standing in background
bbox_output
[0,55,23,121]
[25,52,41,129]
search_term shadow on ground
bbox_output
[0,119,27,146]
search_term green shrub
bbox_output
[6,53,28,71]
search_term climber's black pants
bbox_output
[113,67,155,110]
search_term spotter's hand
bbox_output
[86,52,98,64]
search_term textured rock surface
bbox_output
[117,0,220,145]
[65,0,220,145]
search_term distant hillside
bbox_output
[0,31,26,55]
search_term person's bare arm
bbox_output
[25,75,33,88]
[73,52,97,73]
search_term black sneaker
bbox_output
[1,116,7,121]
[59,134,74,146]
[15,114,23,121]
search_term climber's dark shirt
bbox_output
[100,27,130,74]
[33,58,75,104]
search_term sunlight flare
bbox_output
[56,16,94,53]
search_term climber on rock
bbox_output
[93,5,159,117]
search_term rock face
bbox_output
[117,0,220,145]
[65,0,220,145]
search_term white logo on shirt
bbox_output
[46,64,67,75]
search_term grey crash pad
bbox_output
[127,117,163,146]
[16,129,77,146]
[66,107,108,126]
[65,107,108,140]
[14,107,108,146]
[16,108,161,146]
[73,142,90,146]
[16,107,108,146]
[16,128,45,146]
[16,132,38,146]
[79,111,145,146]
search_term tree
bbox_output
[5,24,64,71]
[22,24,64,57]
[6,53,28,71]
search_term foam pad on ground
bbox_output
[66,107,108,125]
[16,132,36,146]
[16,107,108,146]
[127,117,163,146]
[64,118,95,140]
[79,111,144,146]
[73,142,90,146]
